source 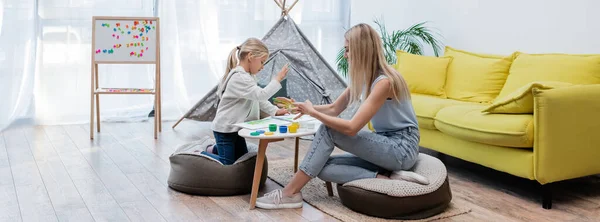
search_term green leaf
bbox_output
[336,47,348,77]
[335,16,444,75]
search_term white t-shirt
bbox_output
[211,66,281,133]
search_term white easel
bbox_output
[90,16,162,139]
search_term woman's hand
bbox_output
[293,100,316,118]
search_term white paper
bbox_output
[271,114,316,122]
[233,117,291,130]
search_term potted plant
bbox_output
[335,18,443,77]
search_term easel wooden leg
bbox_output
[94,63,100,133]
[90,91,94,139]
[294,137,299,173]
[90,62,95,140]
[154,91,158,139]
[158,87,162,132]
[95,94,100,132]
[249,140,268,209]
[156,19,162,134]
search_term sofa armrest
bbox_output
[533,84,600,184]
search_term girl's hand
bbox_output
[294,100,316,116]
[275,108,289,116]
[276,64,289,82]
[275,97,295,103]
[274,97,297,112]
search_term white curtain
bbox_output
[0,0,37,131]
[0,0,350,132]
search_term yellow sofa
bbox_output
[395,46,600,209]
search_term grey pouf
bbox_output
[167,136,268,196]
[336,153,452,220]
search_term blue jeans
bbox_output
[299,125,420,184]
[201,131,248,165]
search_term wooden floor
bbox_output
[1,119,599,222]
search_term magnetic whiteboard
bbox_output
[93,17,159,63]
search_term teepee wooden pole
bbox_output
[287,0,299,13]
[273,0,284,10]
[172,115,185,129]
[281,0,287,16]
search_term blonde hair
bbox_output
[344,23,411,104]
[222,38,269,83]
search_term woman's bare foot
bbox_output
[376,174,390,179]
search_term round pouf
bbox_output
[336,153,451,220]
[167,136,268,196]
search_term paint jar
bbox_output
[279,125,288,133]
[269,124,277,132]
[288,124,298,133]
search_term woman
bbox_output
[256,23,427,209]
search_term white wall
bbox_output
[351,0,600,56]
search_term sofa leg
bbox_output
[542,184,553,209]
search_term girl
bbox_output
[203,38,289,165]
[255,24,427,209]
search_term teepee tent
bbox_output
[172,0,352,128]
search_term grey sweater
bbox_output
[211,66,281,133]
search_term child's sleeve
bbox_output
[258,100,278,116]
[227,74,282,101]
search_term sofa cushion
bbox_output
[483,81,574,114]
[395,50,452,98]
[434,105,533,148]
[411,94,474,130]
[497,52,600,100]
[443,46,516,103]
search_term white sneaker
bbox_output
[390,171,430,185]
[256,189,303,209]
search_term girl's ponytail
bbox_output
[220,38,268,84]
[222,46,240,83]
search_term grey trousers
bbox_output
[298,125,420,184]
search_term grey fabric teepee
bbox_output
[172,16,353,128]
